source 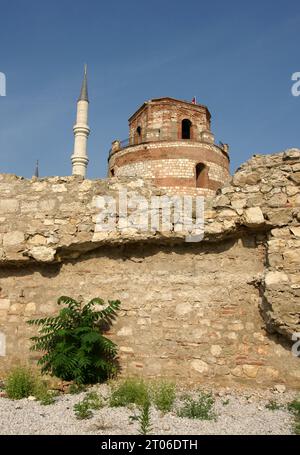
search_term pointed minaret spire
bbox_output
[71,65,90,178]
[78,64,89,102]
[34,160,39,178]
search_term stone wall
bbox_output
[0,149,299,388]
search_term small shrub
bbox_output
[5,367,56,404]
[177,392,216,420]
[222,399,230,406]
[74,400,93,420]
[34,381,56,405]
[5,367,58,404]
[288,399,300,435]
[73,391,103,420]
[5,367,36,399]
[265,400,281,411]
[288,399,300,414]
[151,381,176,414]
[109,378,148,407]
[69,383,87,395]
[138,399,152,435]
[85,391,104,410]
[28,296,121,384]
[39,393,56,406]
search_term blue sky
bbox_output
[0,0,299,178]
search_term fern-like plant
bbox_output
[138,398,152,435]
[27,296,121,384]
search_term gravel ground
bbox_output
[0,385,298,435]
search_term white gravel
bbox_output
[0,385,298,435]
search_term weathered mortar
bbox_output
[0,148,299,387]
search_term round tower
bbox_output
[108,97,230,197]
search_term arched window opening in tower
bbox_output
[182,119,192,139]
[110,168,115,177]
[135,126,142,144]
[195,163,207,188]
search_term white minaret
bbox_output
[71,65,90,177]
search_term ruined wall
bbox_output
[1,238,293,387]
[0,149,299,388]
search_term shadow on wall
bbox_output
[54,235,261,264]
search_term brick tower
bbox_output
[108,97,230,197]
